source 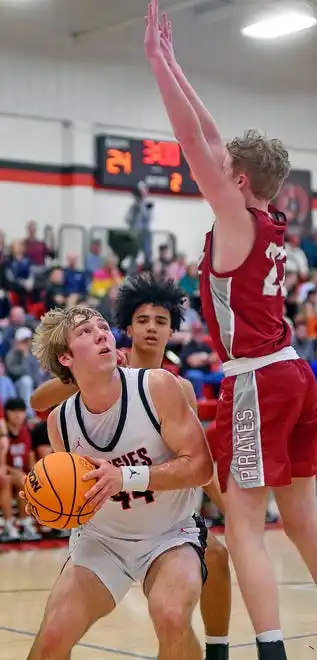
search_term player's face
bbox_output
[6,409,26,428]
[61,315,117,378]
[128,304,172,355]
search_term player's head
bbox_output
[115,274,185,355]
[225,129,290,202]
[4,398,27,428]
[32,306,117,385]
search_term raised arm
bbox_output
[159,12,226,166]
[145,1,253,269]
[30,379,78,412]
[148,369,213,489]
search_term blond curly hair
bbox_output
[32,306,102,383]
[226,129,291,201]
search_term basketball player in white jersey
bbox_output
[26,305,213,660]
[31,275,231,660]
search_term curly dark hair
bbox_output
[115,273,186,332]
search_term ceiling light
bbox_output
[242,11,317,39]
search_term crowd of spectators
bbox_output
[1,219,317,542]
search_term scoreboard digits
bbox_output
[95,134,200,196]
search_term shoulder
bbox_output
[148,369,187,418]
[148,368,180,390]
[178,377,197,413]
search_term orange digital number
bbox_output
[170,172,182,193]
[106,149,132,175]
[143,140,180,168]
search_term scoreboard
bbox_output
[95,134,200,196]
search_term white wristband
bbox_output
[121,466,150,492]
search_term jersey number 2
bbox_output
[263,242,286,296]
[112,490,155,510]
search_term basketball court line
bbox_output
[1,626,317,657]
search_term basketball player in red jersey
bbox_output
[30,274,231,660]
[145,3,317,659]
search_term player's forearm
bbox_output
[30,378,78,411]
[148,454,213,491]
[149,53,204,146]
[171,62,226,164]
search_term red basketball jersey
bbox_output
[7,425,32,472]
[199,206,292,363]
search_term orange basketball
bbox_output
[24,452,97,530]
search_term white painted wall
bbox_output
[0,49,316,259]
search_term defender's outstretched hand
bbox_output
[144,0,161,60]
[159,12,176,68]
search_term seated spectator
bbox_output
[285,231,309,280]
[168,295,202,354]
[90,251,122,298]
[24,220,55,269]
[63,253,88,305]
[0,358,16,404]
[166,253,187,282]
[97,283,120,328]
[0,397,41,542]
[292,316,316,361]
[45,267,67,311]
[85,239,103,277]
[4,239,34,307]
[0,306,36,359]
[179,322,223,399]
[179,263,199,298]
[5,327,44,417]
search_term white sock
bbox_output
[257,630,283,643]
[206,636,229,645]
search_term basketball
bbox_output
[24,452,97,530]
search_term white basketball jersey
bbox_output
[57,368,198,540]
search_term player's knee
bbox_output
[149,597,192,640]
[37,606,75,656]
[205,538,229,576]
[36,620,66,657]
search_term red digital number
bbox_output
[142,140,181,168]
[106,149,132,175]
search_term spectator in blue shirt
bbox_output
[85,239,103,277]
[63,253,88,304]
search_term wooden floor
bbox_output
[0,530,316,659]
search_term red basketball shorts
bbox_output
[215,359,317,492]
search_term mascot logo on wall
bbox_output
[275,170,312,236]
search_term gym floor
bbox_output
[1,530,316,659]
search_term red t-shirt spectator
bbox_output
[6,424,32,473]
